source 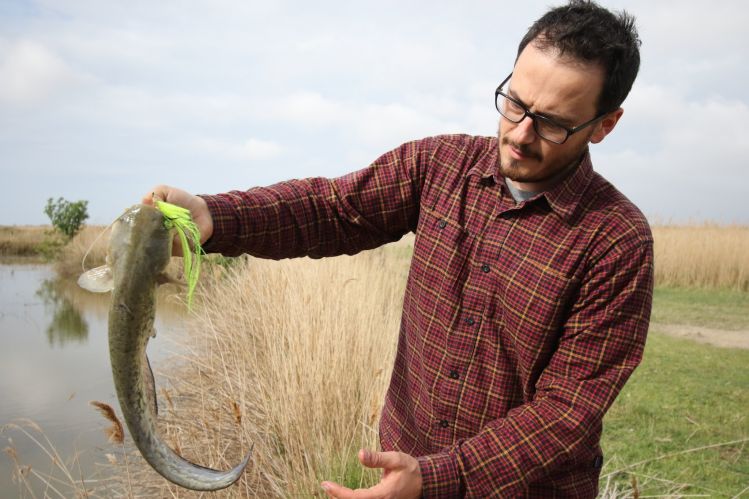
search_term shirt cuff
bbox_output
[417,451,463,498]
[198,193,240,255]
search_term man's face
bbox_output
[498,42,610,191]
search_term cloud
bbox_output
[1,0,748,224]
[273,91,348,128]
[194,136,283,161]
[596,80,749,223]
[0,39,83,105]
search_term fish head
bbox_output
[110,204,172,275]
[78,204,172,292]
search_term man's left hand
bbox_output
[321,449,422,499]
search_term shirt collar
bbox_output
[542,150,594,224]
[466,137,500,182]
[466,138,594,225]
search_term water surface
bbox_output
[0,261,185,496]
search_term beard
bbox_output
[497,128,591,186]
[498,135,544,183]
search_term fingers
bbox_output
[321,481,385,499]
[321,481,351,498]
[321,451,421,499]
[358,449,402,470]
[139,185,214,252]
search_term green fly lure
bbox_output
[155,201,203,307]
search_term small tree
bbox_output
[44,197,89,238]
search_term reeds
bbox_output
[5,223,749,292]
[0,225,51,257]
[652,224,749,291]
[5,225,746,496]
[54,226,110,278]
[1,419,113,498]
[110,246,408,496]
[89,402,124,445]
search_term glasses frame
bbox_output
[494,72,607,145]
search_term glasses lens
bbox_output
[534,117,568,144]
[495,89,570,144]
[496,93,525,123]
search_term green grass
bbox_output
[317,452,380,493]
[651,286,749,330]
[601,331,749,497]
[312,285,749,497]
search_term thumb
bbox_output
[358,449,400,470]
[142,185,169,206]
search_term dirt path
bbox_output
[651,323,749,350]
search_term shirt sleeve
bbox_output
[197,138,434,259]
[418,224,654,497]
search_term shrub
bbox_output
[44,197,89,238]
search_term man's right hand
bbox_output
[142,185,214,253]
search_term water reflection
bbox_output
[0,262,189,497]
[36,279,89,346]
[34,273,188,349]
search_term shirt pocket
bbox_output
[497,267,580,380]
[403,208,472,344]
[414,209,471,281]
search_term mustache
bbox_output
[501,136,541,161]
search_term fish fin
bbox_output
[77,265,114,293]
[142,353,159,417]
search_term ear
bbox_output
[590,107,624,144]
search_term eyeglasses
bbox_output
[494,72,606,145]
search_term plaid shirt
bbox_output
[201,134,653,498]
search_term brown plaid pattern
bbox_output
[201,134,653,498]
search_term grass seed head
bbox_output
[90,400,125,445]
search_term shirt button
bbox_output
[464,317,475,326]
[481,264,491,273]
[449,370,459,380]
[437,219,447,229]
[439,419,449,428]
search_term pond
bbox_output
[0,261,186,496]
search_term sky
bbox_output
[1,0,747,225]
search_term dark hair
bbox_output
[517,0,641,115]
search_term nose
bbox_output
[511,115,537,145]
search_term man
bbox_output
[145,1,652,496]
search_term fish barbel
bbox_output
[78,204,251,491]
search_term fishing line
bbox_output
[81,219,116,273]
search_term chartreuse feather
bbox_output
[155,201,203,307]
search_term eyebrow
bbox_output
[507,88,575,128]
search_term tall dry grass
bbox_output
[652,224,749,291]
[2,419,115,498]
[109,247,408,497]
[0,225,52,257]
[54,225,110,278]
[7,222,749,292]
[8,223,745,496]
[0,224,109,267]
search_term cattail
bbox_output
[90,401,125,444]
